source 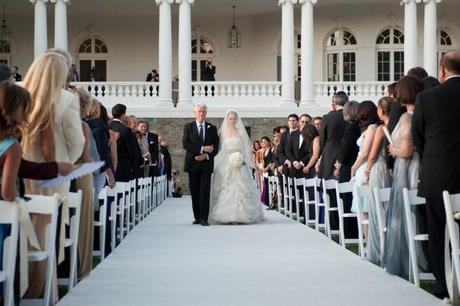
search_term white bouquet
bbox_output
[228,152,244,169]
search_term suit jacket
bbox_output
[109,120,139,181]
[182,121,219,173]
[202,65,216,81]
[318,109,348,179]
[412,76,460,199]
[160,145,172,179]
[286,130,313,177]
[146,132,159,165]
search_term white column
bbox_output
[31,0,48,58]
[403,0,420,74]
[279,0,296,105]
[176,0,193,105]
[299,0,316,105]
[51,0,69,50]
[423,0,441,76]
[156,0,173,104]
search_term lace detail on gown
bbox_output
[209,137,264,224]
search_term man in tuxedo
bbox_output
[287,114,310,178]
[318,91,349,179]
[71,64,80,82]
[201,58,216,81]
[109,104,140,182]
[12,65,22,82]
[276,114,299,175]
[183,103,219,226]
[138,120,160,177]
[412,51,460,301]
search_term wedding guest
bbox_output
[252,140,261,184]
[384,75,428,280]
[146,68,159,82]
[300,125,320,178]
[109,104,140,182]
[276,114,299,175]
[71,64,80,82]
[312,117,322,132]
[134,130,151,177]
[0,64,13,84]
[160,136,172,181]
[22,52,84,301]
[385,81,406,172]
[172,170,182,198]
[318,92,348,232]
[407,66,428,81]
[384,82,397,98]
[127,115,145,178]
[12,65,21,82]
[421,76,440,91]
[74,86,97,279]
[259,136,273,206]
[334,101,360,182]
[412,51,460,302]
[365,97,392,265]
[86,99,116,188]
[350,101,379,244]
[318,91,348,179]
[299,114,312,127]
[100,104,119,173]
[202,58,216,81]
[138,120,159,177]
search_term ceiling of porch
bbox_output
[8,0,442,17]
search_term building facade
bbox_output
[2,0,458,117]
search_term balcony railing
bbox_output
[71,81,389,116]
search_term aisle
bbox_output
[58,197,442,306]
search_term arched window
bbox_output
[192,36,215,81]
[438,30,454,70]
[325,29,357,82]
[77,37,109,81]
[376,27,404,82]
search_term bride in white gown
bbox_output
[209,110,264,224]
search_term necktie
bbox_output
[199,124,204,143]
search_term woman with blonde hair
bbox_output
[22,52,85,300]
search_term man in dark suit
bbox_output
[183,103,219,226]
[109,104,139,182]
[12,65,22,82]
[412,51,460,302]
[318,91,349,179]
[201,58,216,81]
[145,69,159,82]
[286,114,311,178]
[137,120,160,177]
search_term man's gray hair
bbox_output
[343,100,359,122]
[195,103,208,111]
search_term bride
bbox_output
[209,110,264,224]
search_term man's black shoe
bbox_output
[200,220,210,226]
[193,220,200,225]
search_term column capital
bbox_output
[175,0,194,4]
[30,0,49,4]
[298,0,317,5]
[400,0,422,5]
[278,0,297,6]
[50,0,69,3]
[422,0,441,4]
[155,0,174,5]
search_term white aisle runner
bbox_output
[58,196,442,306]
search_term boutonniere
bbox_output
[207,125,211,129]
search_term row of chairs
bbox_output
[268,174,460,292]
[0,174,169,306]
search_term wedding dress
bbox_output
[209,110,264,224]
